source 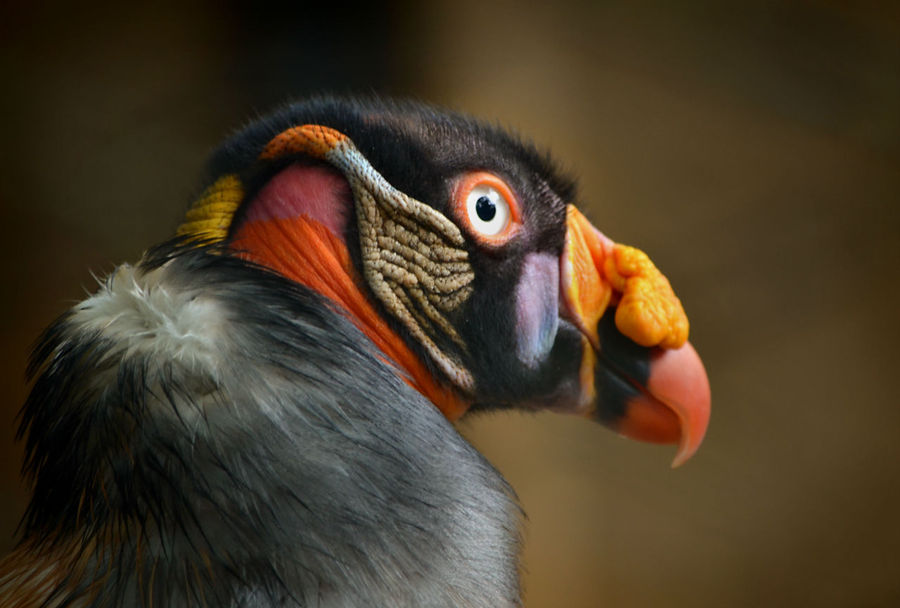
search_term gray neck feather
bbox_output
[12,250,521,607]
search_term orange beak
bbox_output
[561,206,711,466]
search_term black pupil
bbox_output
[475,195,496,222]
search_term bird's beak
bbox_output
[560,206,711,466]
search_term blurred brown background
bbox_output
[1,1,898,605]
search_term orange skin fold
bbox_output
[232,216,470,421]
[563,206,689,350]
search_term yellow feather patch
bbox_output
[176,174,244,242]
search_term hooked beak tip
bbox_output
[608,340,710,467]
[652,341,711,468]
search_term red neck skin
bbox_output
[229,164,470,420]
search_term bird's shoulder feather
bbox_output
[6,246,521,607]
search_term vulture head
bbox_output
[1,97,710,606]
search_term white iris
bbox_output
[465,184,511,236]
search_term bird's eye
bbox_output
[467,186,509,235]
[453,172,521,246]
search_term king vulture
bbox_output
[0,97,710,607]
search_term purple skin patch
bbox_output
[244,164,351,236]
[515,253,560,368]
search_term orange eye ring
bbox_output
[451,171,522,248]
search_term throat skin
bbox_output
[231,211,471,421]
